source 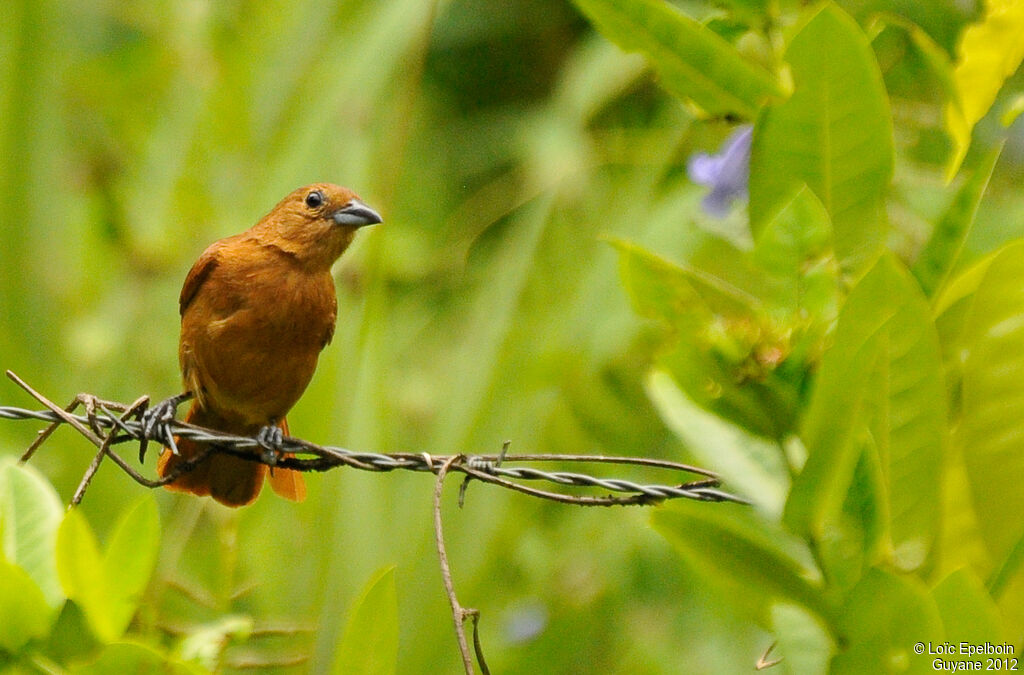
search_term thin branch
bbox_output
[434,455,489,675]
[7,371,106,447]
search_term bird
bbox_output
[150,183,382,507]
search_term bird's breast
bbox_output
[181,263,338,427]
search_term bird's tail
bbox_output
[157,404,306,507]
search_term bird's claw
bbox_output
[257,425,284,466]
[138,393,191,463]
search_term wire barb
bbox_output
[1,372,750,508]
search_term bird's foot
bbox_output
[138,392,192,463]
[257,425,284,466]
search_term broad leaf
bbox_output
[868,14,959,110]
[56,508,105,634]
[0,458,65,608]
[933,247,1005,420]
[750,3,894,272]
[0,555,52,652]
[752,185,836,318]
[613,238,799,439]
[332,565,399,675]
[73,640,208,675]
[914,145,1002,297]
[956,241,1024,570]
[751,185,840,363]
[786,255,945,573]
[653,501,834,630]
[645,370,787,517]
[771,602,833,675]
[571,0,785,118]
[101,496,160,641]
[56,497,160,642]
[831,568,942,674]
[944,0,1024,179]
[932,569,1005,645]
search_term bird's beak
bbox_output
[331,200,383,228]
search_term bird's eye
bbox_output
[305,190,325,209]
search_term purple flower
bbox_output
[687,125,753,217]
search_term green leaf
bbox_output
[868,14,960,111]
[783,262,876,536]
[653,501,834,630]
[610,237,714,326]
[932,568,1005,645]
[0,458,65,609]
[72,640,209,675]
[1001,93,1024,127]
[749,3,894,272]
[645,370,787,517]
[332,565,398,675]
[933,247,1001,320]
[0,556,52,652]
[101,496,160,641]
[752,185,836,315]
[751,185,840,361]
[988,529,1024,600]
[570,0,785,118]
[956,240,1024,571]
[831,568,942,674]
[817,438,889,592]
[933,248,1005,420]
[786,255,945,572]
[612,237,799,439]
[913,145,1002,297]
[56,509,105,631]
[56,497,160,642]
[610,237,758,321]
[771,602,833,675]
[944,0,1024,179]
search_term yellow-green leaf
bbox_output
[831,569,942,673]
[749,3,893,272]
[332,565,398,675]
[956,241,1024,571]
[786,255,945,573]
[73,640,209,675]
[101,496,160,641]
[913,145,1002,297]
[56,508,104,619]
[0,556,52,652]
[55,498,161,642]
[654,501,834,630]
[0,458,65,609]
[944,0,1024,180]
[571,0,785,118]
[932,569,1005,645]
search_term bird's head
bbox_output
[254,183,382,267]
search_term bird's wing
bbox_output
[179,246,220,316]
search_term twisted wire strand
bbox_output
[0,404,750,505]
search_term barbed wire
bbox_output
[0,403,747,505]
[1,370,749,675]
[0,373,749,507]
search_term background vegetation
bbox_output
[1,0,1022,672]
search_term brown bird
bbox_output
[151,183,381,507]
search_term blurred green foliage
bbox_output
[1,0,1023,672]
